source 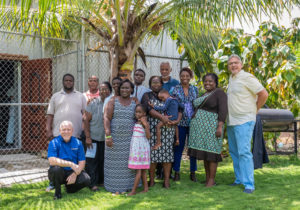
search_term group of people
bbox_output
[46,54,268,200]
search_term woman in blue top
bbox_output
[170,67,198,182]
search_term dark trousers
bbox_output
[173,126,197,172]
[85,140,105,187]
[48,166,90,196]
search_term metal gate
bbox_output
[0,31,80,186]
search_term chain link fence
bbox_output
[85,49,186,87]
[0,30,299,187]
[0,31,81,186]
[0,31,188,186]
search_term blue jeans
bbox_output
[227,121,255,190]
[173,126,197,172]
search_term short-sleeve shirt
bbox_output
[47,89,86,138]
[103,94,113,112]
[85,97,105,141]
[162,77,180,92]
[200,88,228,122]
[154,97,181,121]
[131,85,151,102]
[227,70,264,126]
[47,135,85,170]
[83,90,100,102]
[170,84,199,127]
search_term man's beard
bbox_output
[64,86,74,91]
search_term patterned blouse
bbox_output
[170,84,199,127]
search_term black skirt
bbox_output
[188,148,222,162]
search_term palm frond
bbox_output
[169,19,220,77]
[173,0,299,28]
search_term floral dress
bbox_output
[128,123,150,169]
[141,92,175,163]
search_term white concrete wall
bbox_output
[0,30,185,92]
[0,33,42,59]
[137,32,189,85]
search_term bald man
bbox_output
[160,62,179,92]
[48,121,90,200]
[84,76,100,102]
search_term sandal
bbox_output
[148,181,155,187]
[162,182,170,189]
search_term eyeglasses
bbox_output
[151,81,161,84]
[228,61,240,65]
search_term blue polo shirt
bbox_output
[48,135,85,170]
[162,77,180,92]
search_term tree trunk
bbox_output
[110,47,133,81]
[110,49,119,82]
[118,69,132,81]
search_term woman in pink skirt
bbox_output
[128,104,151,196]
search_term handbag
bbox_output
[191,89,217,119]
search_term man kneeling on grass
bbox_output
[47,121,91,200]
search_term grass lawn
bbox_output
[1,155,300,210]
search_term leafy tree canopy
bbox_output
[214,18,300,116]
[0,0,299,80]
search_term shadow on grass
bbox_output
[221,154,300,169]
[1,155,300,209]
[263,154,300,168]
[113,165,300,209]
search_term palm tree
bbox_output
[169,20,220,79]
[1,0,298,79]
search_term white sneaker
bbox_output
[45,185,54,192]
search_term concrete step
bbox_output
[0,168,48,187]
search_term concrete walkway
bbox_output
[0,154,49,187]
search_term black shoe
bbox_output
[190,172,197,182]
[173,172,180,181]
[90,186,99,192]
[243,189,254,194]
[54,193,62,200]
